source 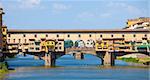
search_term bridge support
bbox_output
[103,52,115,66]
[0,52,5,62]
[34,56,40,60]
[74,52,84,60]
[44,52,56,66]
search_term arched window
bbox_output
[122,34,124,37]
[68,34,70,38]
[78,34,81,37]
[144,34,147,37]
[133,34,136,37]
[23,34,26,37]
[35,34,37,38]
[57,34,59,37]
[100,35,102,38]
[89,34,92,37]
[46,34,48,37]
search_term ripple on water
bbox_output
[3,54,150,80]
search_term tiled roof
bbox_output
[8,29,150,33]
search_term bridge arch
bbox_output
[55,52,104,66]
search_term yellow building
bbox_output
[125,17,150,29]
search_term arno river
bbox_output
[0,54,149,80]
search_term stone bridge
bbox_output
[2,47,149,67]
[43,47,145,66]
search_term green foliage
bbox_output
[0,62,8,73]
[120,57,139,63]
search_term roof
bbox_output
[8,29,150,33]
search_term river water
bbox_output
[0,54,149,80]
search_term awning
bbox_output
[137,44,150,48]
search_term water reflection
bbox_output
[1,54,149,80]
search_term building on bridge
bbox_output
[0,7,150,66]
[6,29,150,53]
[5,29,150,66]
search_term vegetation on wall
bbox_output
[118,57,139,63]
[117,57,150,65]
[0,62,8,73]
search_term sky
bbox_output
[0,0,149,29]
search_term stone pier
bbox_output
[44,52,56,66]
[103,51,115,66]
[74,52,84,60]
[34,56,40,60]
[0,52,4,62]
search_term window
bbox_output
[78,34,81,37]
[89,34,92,37]
[35,34,37,38]
[42,46,45,49]
[30,47,34,50]
[19,39,21,43]
[57,34,59,37]
[122,34,124,37]
[133,34,136,37]
[35,42,40,45]
[144,34,147,37]
[8,34,11,37]
[23,34,26,37]
[55,47,58,49]
[59,43,61,45]
[2,28,5,32]
[46,34,48,37]
[100,35,103,37]
[8,39,10,43]
[142,38,147,40]
[111,35,113,37]
[59,47,61,49]
[36,47,40,50]
[68,34,70,38]
[13,39,15,43]
[3,35,6,37]
[25,39,27,43]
